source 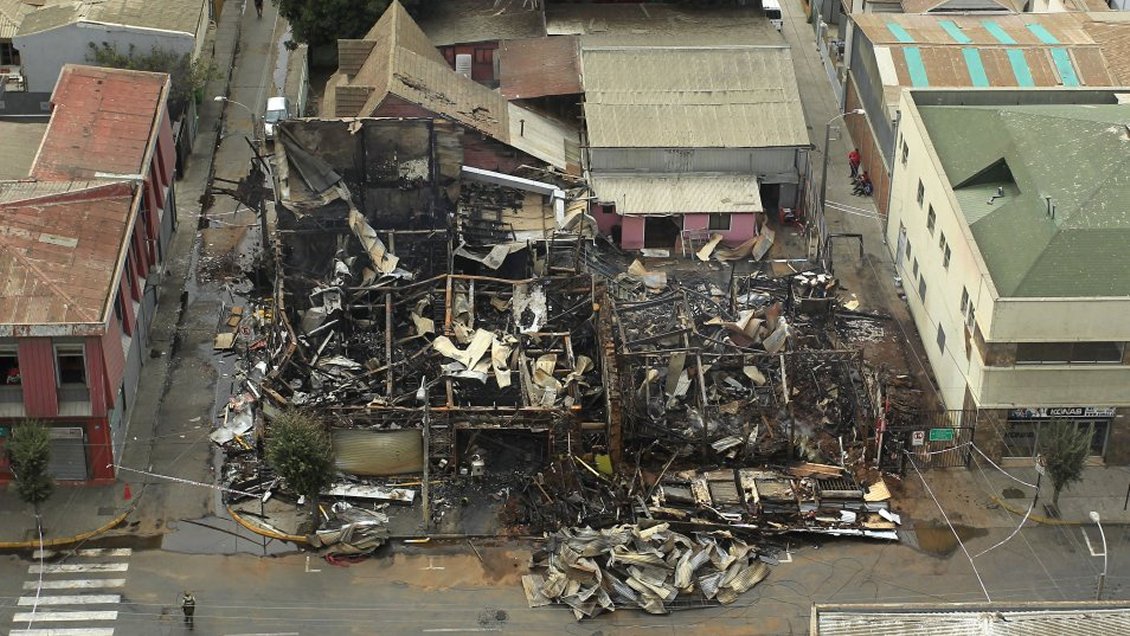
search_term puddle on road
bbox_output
[915,523,988,557]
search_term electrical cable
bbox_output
[971,442,1039,489]
[904,450,992,602]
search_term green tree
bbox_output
[273,0,440,48]
[1041,419,1092,509]
[86,43,217,120]
[6,421,54,517]
[264,409,336,530]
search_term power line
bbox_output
[905,450,992,602]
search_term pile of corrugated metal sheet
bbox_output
[522,523,771,619]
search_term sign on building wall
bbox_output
[1008,407,1116,420]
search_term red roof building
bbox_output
[0,65,177,483]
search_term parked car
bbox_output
[264,96,291,140]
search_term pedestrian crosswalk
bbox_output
[10,547,131,636]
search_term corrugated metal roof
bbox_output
[854,13,1096,46]
[0,180,135,328]
[547,4,782,46]
[590,174,763,216]
[815,604,1130,635]
[0,121,48,180]
[1085,16,1130,86]
[17,0,205,37]
[499,36,582,100]
[416,0,545,46]
[327,1,576,171]
[899,0,1022,13]
[0,0,37,39]
[581,46,808,149]
[31,65,167,180]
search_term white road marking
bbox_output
[33,548,133,559]
[10,629,117,636]
[19,595,121,605]
[422,556,445,571]
[422,629,502,633]
[12,611,119,622]
[304,555,321,573]
[28,563,128,574]
[24,579,126,590]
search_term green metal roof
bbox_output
[919,103,1130,298]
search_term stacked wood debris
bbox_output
[522,523,770,619]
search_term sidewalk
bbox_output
[0,3,247,548]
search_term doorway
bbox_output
[644,216,681,250]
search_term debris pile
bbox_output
[523,523,772,619]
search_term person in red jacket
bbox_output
[848,148,861,178]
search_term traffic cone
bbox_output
[123,483,132,501]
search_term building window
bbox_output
[55,344,86,385]
[912,257,919,279]
[906,238,913,261]
[943,245,952,269]
[0,346,19,385]
[966,305,976,329]
[1015,342,1124,365]
[916,180,924,206]
[474,48,492,64]
[901,141,909,165]
[939,232,947,251]
[918,276,927,300]
[114,293,132,336]
[0,42,19,66]
[708,214,731,231]
[960,287,969,312]
[926,206,936,233]
[1003,419,1109,459]
[936,325,946,353]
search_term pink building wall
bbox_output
[611,212,760,252]
[681,213,759,246]
[621,216,646,251]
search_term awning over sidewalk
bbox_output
[590,174,763,216]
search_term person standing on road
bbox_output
[254,0,263,18]
[181,591,196,629]
[848,148,861,178]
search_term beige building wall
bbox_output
[884,89,1130,416]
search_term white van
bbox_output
[763,0,782,31]
[264,96,291,140]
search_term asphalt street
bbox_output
[0,519,1125,635]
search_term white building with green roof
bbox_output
[887,88,1130,464]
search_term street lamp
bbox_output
[1089,511,1108,600]
[818,108,866,222]
[214,95,260,138]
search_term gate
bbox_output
[902,426,975,469]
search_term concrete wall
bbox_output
[14,23,195,93]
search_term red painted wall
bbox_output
[86,336,107,416]
[87,416,114,481]
[18,339,58,417]
[440,43,499,83]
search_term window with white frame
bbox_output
[926,206,936,234]
[943,244,952,269]
[901,141,909,165]
[912,257,919,279]
[936,325,946,353]
[916,180,924,206]
[54,344,86,385]
[960,287,969,312]
[708,213,731,231]
[918,276,927,300]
